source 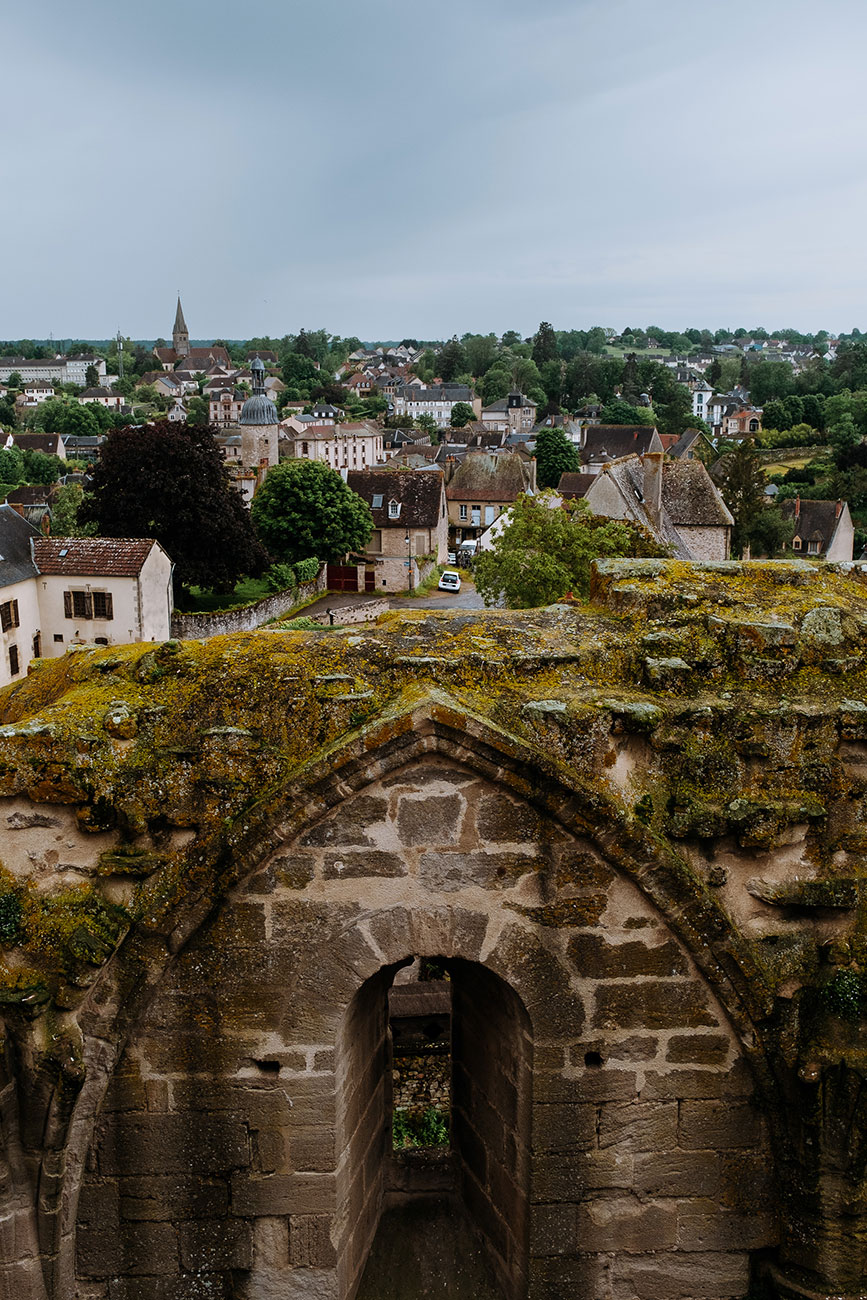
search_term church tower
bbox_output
[173,296,190,360]
[239,355,279,473]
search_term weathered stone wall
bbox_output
[170,567,326,638]
[73,760,775,1300]
[5,560,867,1300]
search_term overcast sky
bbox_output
[3,0,866,341]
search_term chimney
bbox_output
[836,499,842,519]
[643,452,663,526]
[795,495,800,518]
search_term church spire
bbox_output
[172,294,189,359]
[174,295,187,335]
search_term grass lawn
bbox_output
[176,577,271,613]
[761,452,830,477]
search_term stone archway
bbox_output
[73,753,777,1299]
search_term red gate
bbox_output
[327,564,360,592]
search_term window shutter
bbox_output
[64,591,72,618]
[11,600,19,629]
[83,592,93,620]
[104,592,113,620]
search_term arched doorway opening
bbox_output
[337,956,532,1300]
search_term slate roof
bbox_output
[13,433,63,455]
[780,498,845,548]
[668,429,705,459]
[0,504,40,588]
[445,451,533,502]
[32,538,158,576]
[557,472,595,499]
[347,469,444,529]
[80,387,115,398]
[662,461,734,528]
[581,426,662,461]
[482,394,536,412]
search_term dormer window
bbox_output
[388,500,401,519]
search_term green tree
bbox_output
[51,483,97,538]
[474,495,666,608]
[449,402,475,429]
[186,396,210,429]
[85,364,99,388]
[251,460,372,564]
[438,336,468,382]
[21,449,62,485]
[463,334,498,377]
[600,399,655,426]
[0,446,25,484]
[715,440,769,557]
[534,427,580,489]
[416,413,438,439]
[81,421,268,592]
[501,330,522,348]
[532,321,558,368]
[7,372,21,389]
[481,367,511,405]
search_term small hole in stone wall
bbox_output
[255,1059,281,1074]
[584,1050,604,1068]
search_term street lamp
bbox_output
[405,530,414,593]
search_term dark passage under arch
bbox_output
[339,957,532,1300]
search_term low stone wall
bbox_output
[171,566,326,638]
[311,598,389,626]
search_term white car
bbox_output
[438,570,462,592]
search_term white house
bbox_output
[392,385,481,429]
[0,507,174,689]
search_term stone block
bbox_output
[533,1150,634,1201]
[97,1114,250,1177]
[677,1209,778,1251]
[568,933,688,978]
[300,799,386,845]
[593,981,718,1030]
[535,1067,637,1105]
[418,850,542,892]
[639,1068,728,1100]
[719,1152,777,1211]
[118,1175,229,1222]
[679,1100,763,1150]
[475,791,545,844]
[597,1100,678,1152]
[666,1033,731,1064]
[529,1253,612,1300]
[122,1222,180,1275]
[533,1103,597,1153]
[583,1035,659,1063]
[230,1171,335,1216]
[289,1128,336,1172]
[633,1150,719,1198]
[322,851,406,879]
[528,1202,577,1256]
[289,1214,337,1268]
[613,1250,750,1299]
[108,1277,231,1300]
[576,1198,677,1253]
[178,1218,252,1271]
[396,793,463,845]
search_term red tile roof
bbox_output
[33,538,158,576]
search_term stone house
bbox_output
[0,507,174,688]
[12,431,66,460]
[346,467,448,590]
[480,392,537,434]
[78,387,124,410]
[579,424,664,473]
[393,384,481,429]
[284,421,384,476]
[780,496,854,561]
[583,453,733,560]
[209,388,247,427]
[445,450,537,546]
